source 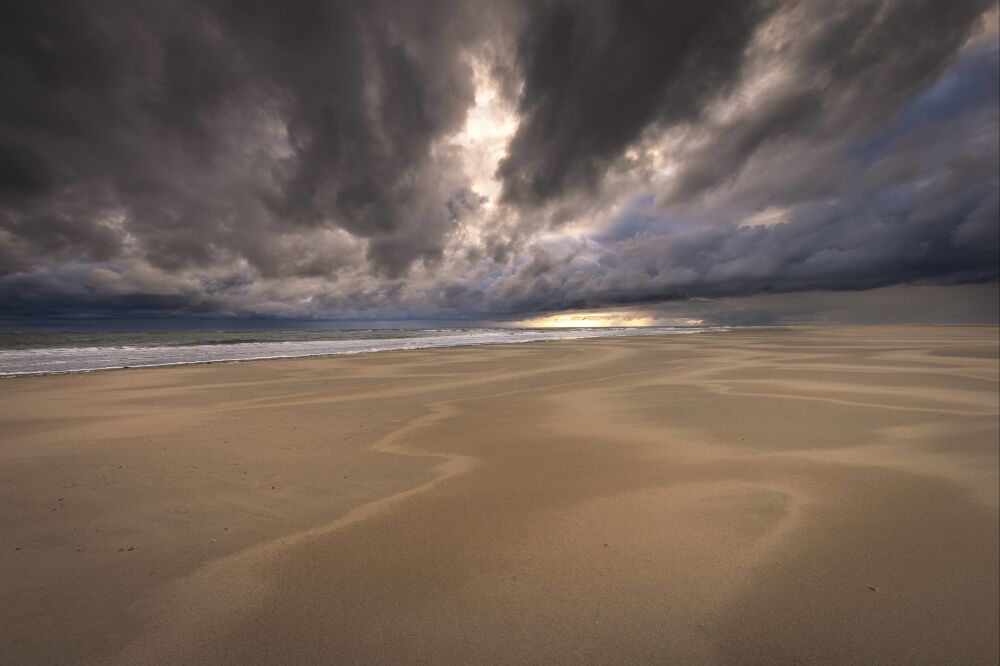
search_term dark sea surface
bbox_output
[0,327,716,375]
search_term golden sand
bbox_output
[1,326,997,663]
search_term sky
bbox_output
[1,0,998,328]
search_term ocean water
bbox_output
[0,327,715,376]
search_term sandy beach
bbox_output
[1,326,997,664]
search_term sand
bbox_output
[1,326,997,664]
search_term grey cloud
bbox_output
[665,0,995,203]
[496,0,992,210]
[480,93,999,314]
[498,0,767,207]
[0,0,497,280]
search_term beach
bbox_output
[1,326,997,663]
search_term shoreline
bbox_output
[5,322,996,379]
[0,326,729,378]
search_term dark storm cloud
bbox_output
[498,0,993,209]
[0,0,996,322]
[0,265,213,319]
[497,0,767,207]
[664,0,997,203]
[0,0,495,279]
[218,0,487,272]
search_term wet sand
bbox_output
[1,326,997,663]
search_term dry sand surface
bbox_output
[1,326,997,664]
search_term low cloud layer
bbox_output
[1,0,997,324]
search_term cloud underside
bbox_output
[1,0,997,322]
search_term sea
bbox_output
[0,327,716,376]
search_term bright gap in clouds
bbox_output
[450,60,519,209]
[517,311,660,328]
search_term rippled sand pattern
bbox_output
[1,326,997,663]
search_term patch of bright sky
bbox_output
[516,310,707,328]
[517,310,657,327]
[738,205,792,228]
[450,59,519,209]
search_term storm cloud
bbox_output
[0,0,996,324]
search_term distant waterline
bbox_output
[0,327,719,376]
